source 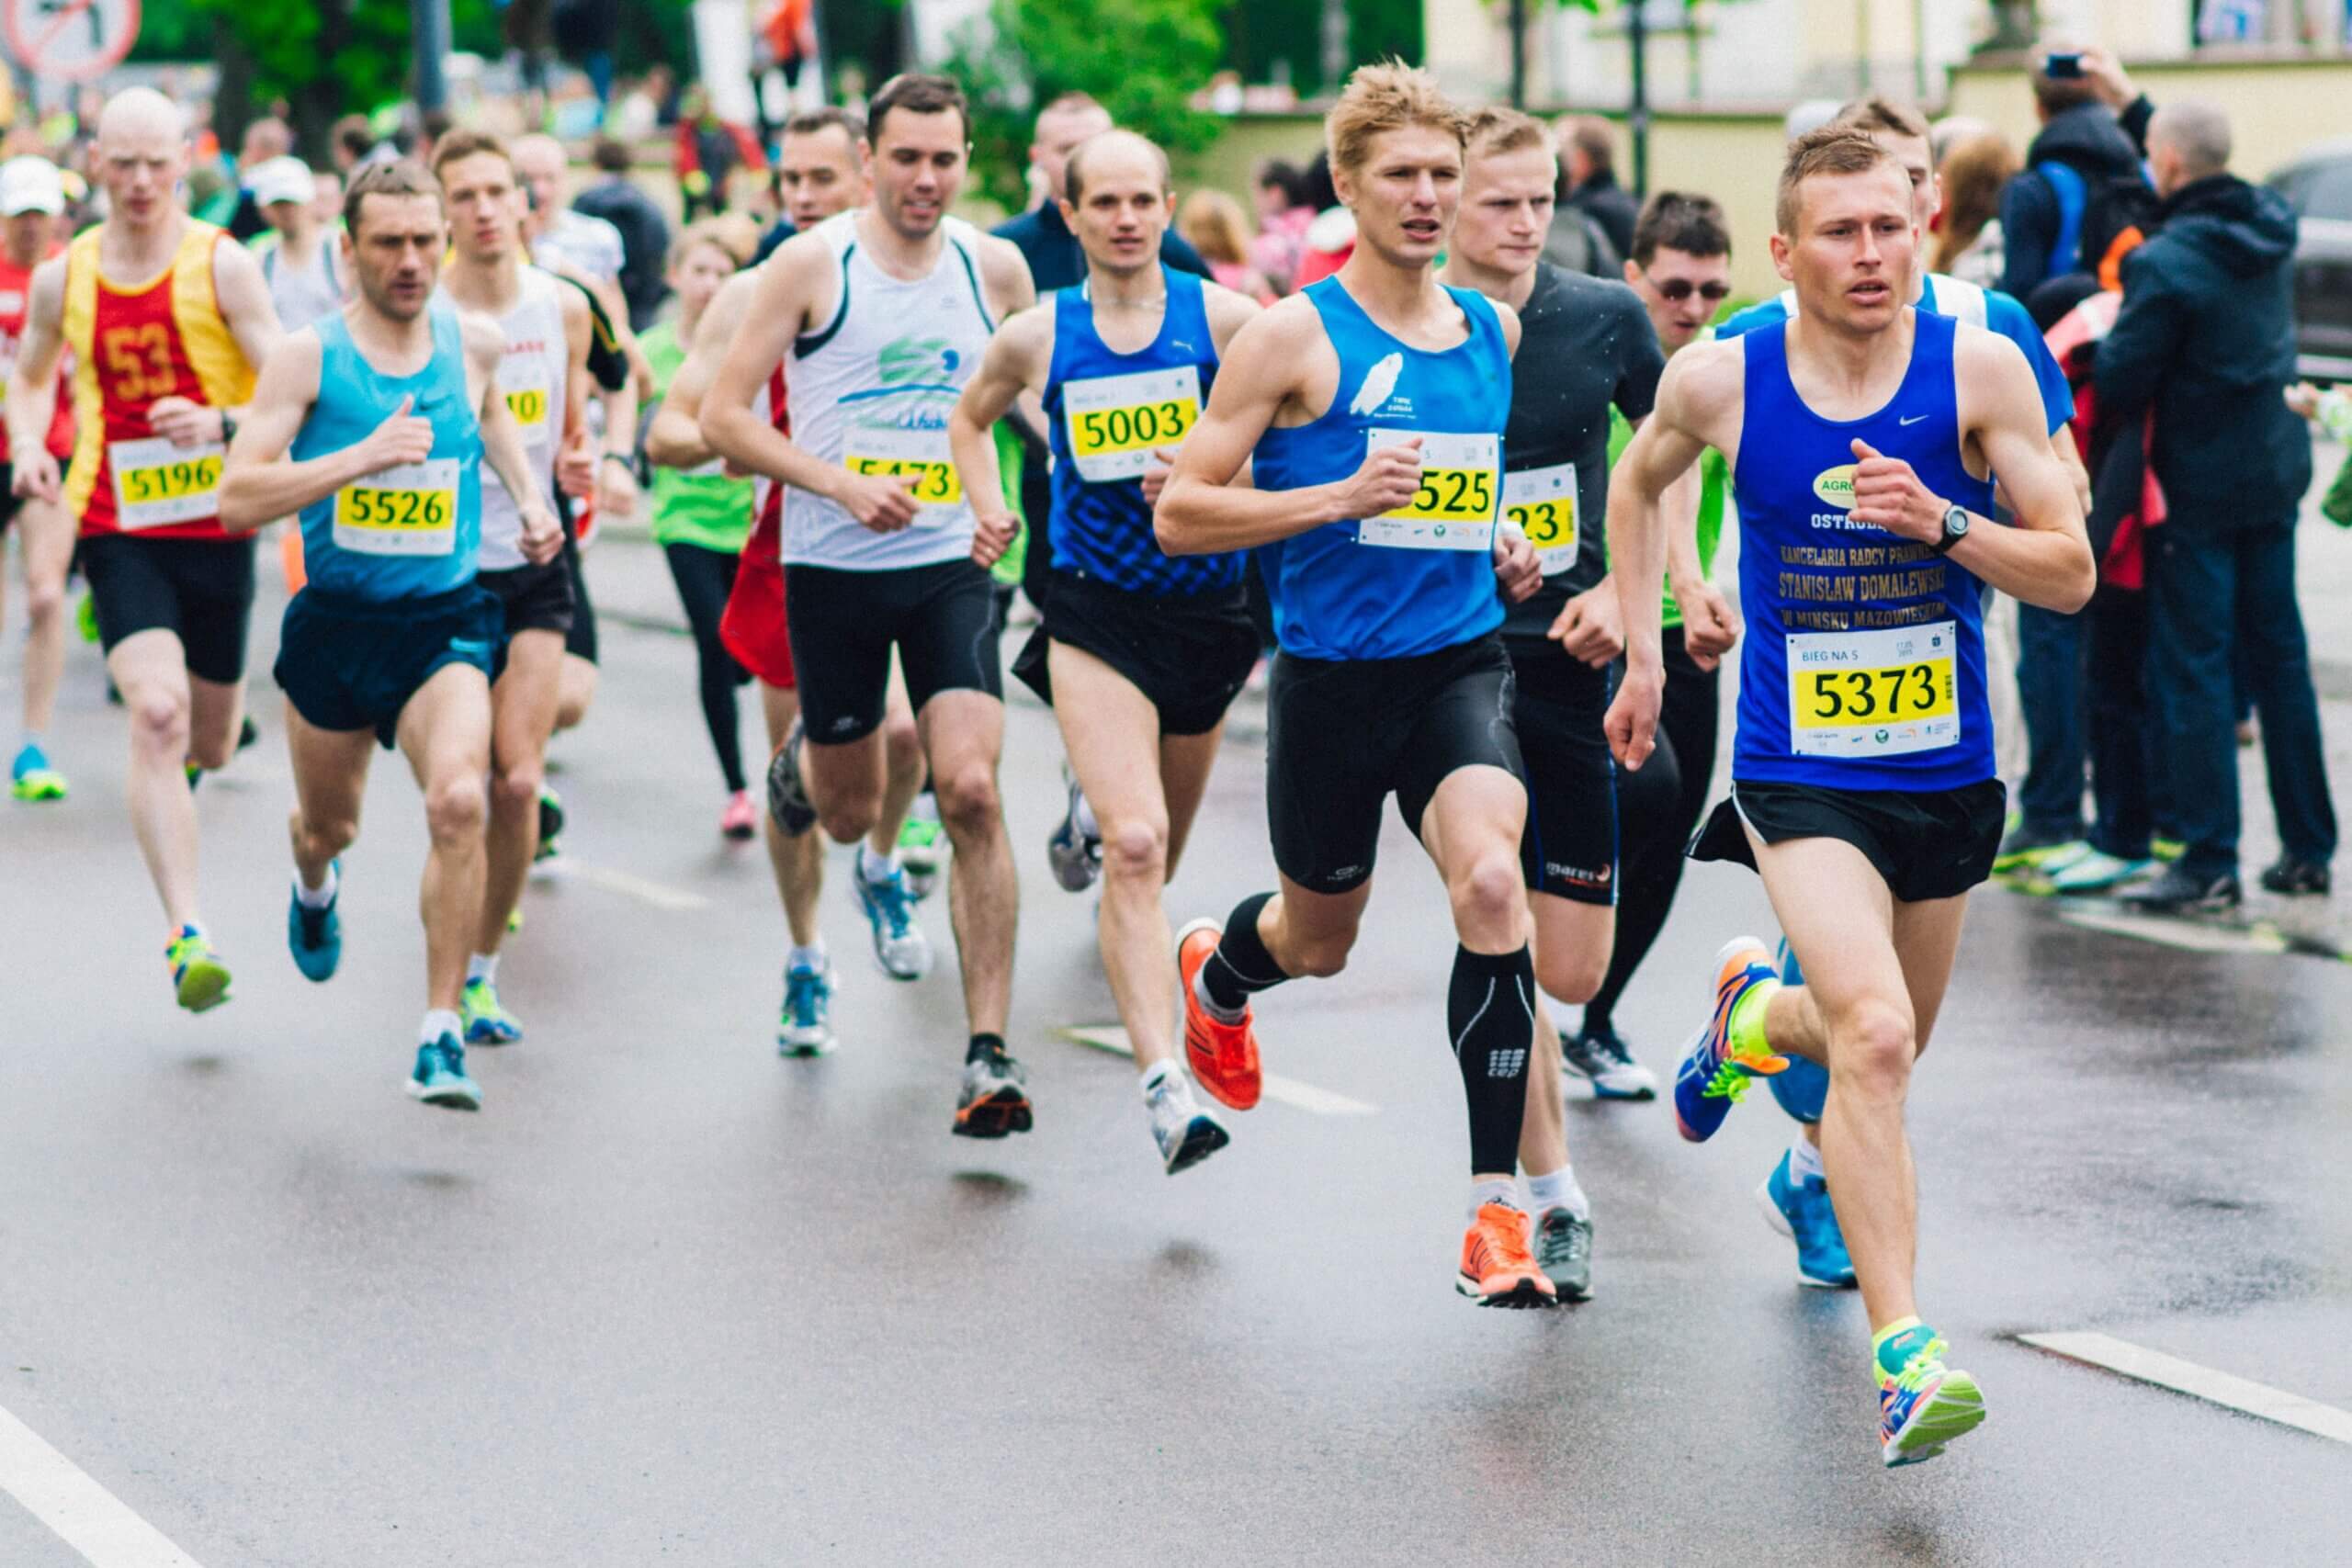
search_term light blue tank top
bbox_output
[1730,310,1997,792]
[1250,277,1511,661]
[292,300,483,601]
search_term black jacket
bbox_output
[1997,98,2151,300]
[2094,175,2312,528]
[1566,173,1638,264]
[572,177,673,333]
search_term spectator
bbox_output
[331,114,377,175]
[1557,115,1636,260]
[2095,99,2335,907]
[228,116,291,240]
[417,107,455,173]
[1292,151,1353,288]
[1250,158,1314,293]
[513,132,627,286]
[1543,154,1622,278]
[673,84,765,220]
[572,135,673,331]
[1178,189,1275,303]
[311,166,344,230]
[1997,43,2154,302]
[1933,132,2018,289]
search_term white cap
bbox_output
[0,156,64,218]
[248,155,315,210]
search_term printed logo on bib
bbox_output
[1062,365,1200,484]
[1787,621,1960,759]
[110,438,224,529]
[1812,465,1858,508]
[1503,463,1577,574]
[334,459,460,557]
[1359,428,1498,551]
[843,425,962,514]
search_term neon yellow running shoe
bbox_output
[9,743,65,802]
[75,591,99,643]
[1878,1329,1987,1468]
[165,926,232,1012]
[461,976,524,1045]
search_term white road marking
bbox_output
[0,1400,207,1565]
[2018,1331,2352,1444]
[2057,908,2288,955]
[559,862,710,911]
[1060,1024,1379,1116]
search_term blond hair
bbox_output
[1464,107,1551,163]
[1324,61,1468,179]
[1177,189,1253,266]
[1832,94,1930,145]
[1775,126,1894,235]
[667,216,748,274]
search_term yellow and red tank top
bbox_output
[62,220,257,540]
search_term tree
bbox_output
[947,0,1226,213]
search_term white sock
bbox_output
[466,953,498,987]
[1523,1166,1591,1220]
[787,942,826,972]
[1788,1130,1826,1183]
[421,1009,461,1044]
[1468,1177,1521,1217]
[858,843,898,883]
[1073,790,1099,839]
[294,862,338,908]
[1139,1058,1177,1098]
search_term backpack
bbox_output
[2039,162,2162,285]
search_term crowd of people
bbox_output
[0,33,2343,1478]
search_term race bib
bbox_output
[503,370,552,446]
[1358,429,1498,551]
[1062,365,1200,484]
[1503,463,1577,575]
[843,425,962,514]
[333,458,459,557]
[1787,621,1960,759]
[110,437,224,530]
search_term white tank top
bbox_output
[783,210,995,570]
[478,266,569,571]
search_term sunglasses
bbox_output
[1642,272,1731,303]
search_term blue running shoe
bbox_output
[1766,937,1829,1124]
[460,977,524,1045]
[779,956,837,1055]
[852,854,932,981]
[287,865,342,983]
[9,741,66,802]
[1878,1333,1987,1468]
[1757,1149,1857,1288]
[1672,935,1786,1144]
[406,1033,481,1111]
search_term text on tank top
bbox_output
[475,266,568,571]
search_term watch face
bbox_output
[1946,507,1969,536]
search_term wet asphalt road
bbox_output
[2,550,2348,1567]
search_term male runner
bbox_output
[1607,128,2092,1462]
[1431,106,1665,1299]
[1158,63,1550,1304]
[1,155,77,801]
[646,111,932,1052]
[433,128,607,1046]
[219,159,560,1109]
[6,87,280,1011]
[704,74,1039,1134]
[948,128,1261,1174]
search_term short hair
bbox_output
[1834,94,1930,145]
[1325,61,1468,180]
[419,107,456,144]
[591,137,632,175]
[1776,125,1895,234]
[667,216,747,273]
[343,159,443,237]
[334,114,376,163]
[1631,190,1731,266]
[2150,99,2232,181]
[1562,115,1615,175]
[1464,106,1551,163]
[784,107,865,145]
[1254,158,1312,209]
[867,73,969,146]
[2030,42,2102,116]
[1064,129,1170,207]
[1036,91,1105,133]
[430,128,513,182]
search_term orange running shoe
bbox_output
[1456,1201,1558,1309]
[1176,917,1262,1111]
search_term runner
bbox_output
[1,155,77,803]
[218,159,561,1110]
[645,110,929,1054]
[1606,127,2093,1461]
[432,128,605,1046]
[1157,64,1553,1304]
[1429,107,1664,1298]
[246,155,348,330]
[5,88,280,1011]
[704,74,1038,1133]
[947,128,1261,1174]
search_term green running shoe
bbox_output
[166,926,232,1012]
[9,742,65,802]
[461,976,524,1045]
[1877,1331,1987,1468]
[534,785,565,862]
[75,590,99,643]
[897,799,946,900]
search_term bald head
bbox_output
[94,87,191,230]
[96,87,187,148]
[510,134,567,231]
[1063,130,1170,208]
[2149,100,2231,197]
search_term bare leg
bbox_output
[920,689,1014,1036]
[758,681,823,947]
[108,631,206,931]
[871,694,924,857]
[1517,893,1614,1176]
[553,650,597,733]
[16,498,73,737]
[478,628,563,955]
[283,701,376,893]
[399,665,495,1011]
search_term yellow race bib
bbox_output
[1787,623,1961,759]
[1063,366,1201,484]
[110,438,224,530]
[1358,429,1499,551]
[333,459,459,557]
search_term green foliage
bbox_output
[1219,0,1423,102]
[947,0,1227,213]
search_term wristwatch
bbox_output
[220,411,238,445]
[1931,502,1970,556]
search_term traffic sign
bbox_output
[4,0,141,83]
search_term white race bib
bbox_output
[1061,365,1201,484]
[1357,429,1498,551]
[842,424,962,521]
[1786,621,1961,759]
[1503,463,1577,575]
[332,458,460,557]
[110,438,224,530]
[503,370,553,447]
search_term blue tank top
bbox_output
[1731,310,1996,792]
[1042,267,1240,595]
[1251,277,1512,661]
[292,300,484,601]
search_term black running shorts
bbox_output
[1266,634,1526,896]
[560,517,598,664]
[477,558,577,638]
[276,583,505,749]
[1012,570,1259,738]
[1509,636,1618,905]
[785,558,1002,745]
[1689,776,2008,904]
[78,533,257,683]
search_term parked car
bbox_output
[2269,140,2352,382]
